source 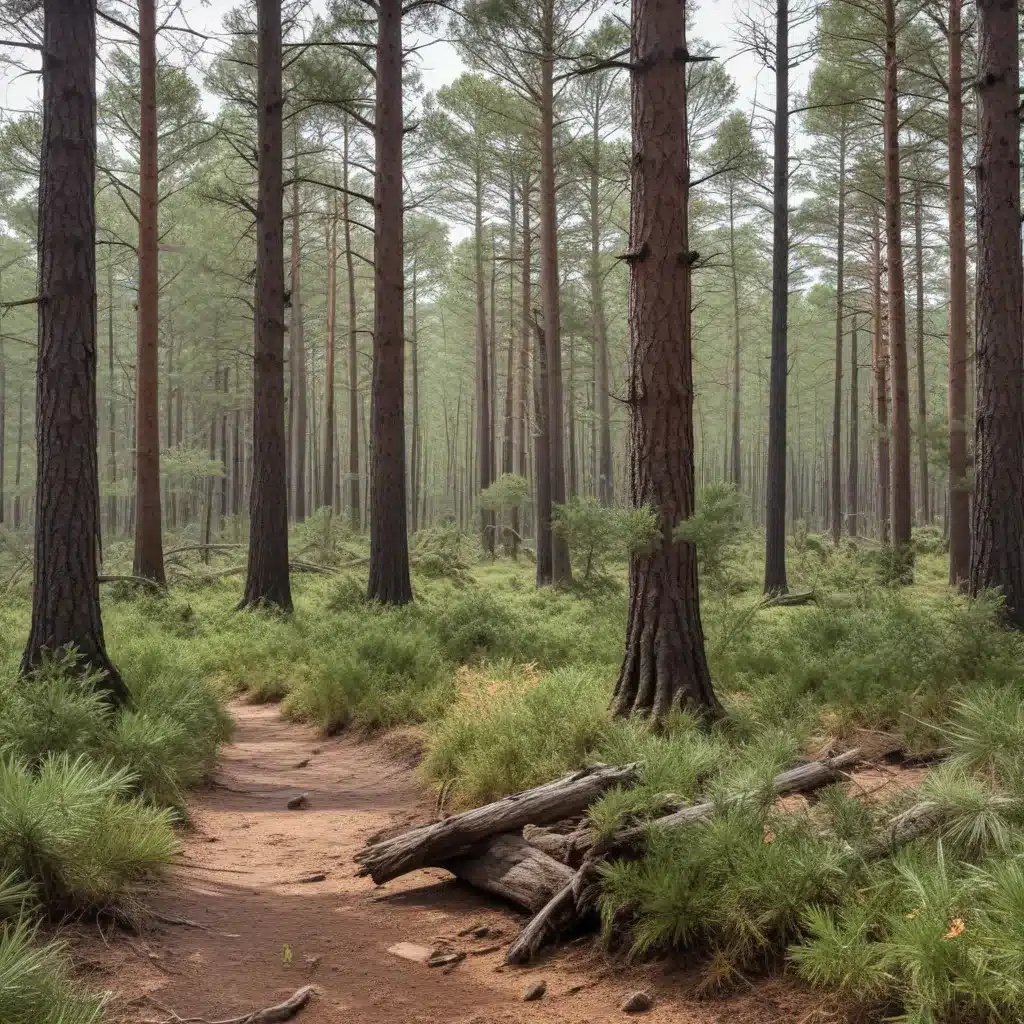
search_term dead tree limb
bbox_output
[98,574,167,593]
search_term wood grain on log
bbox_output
[355,763,640,884]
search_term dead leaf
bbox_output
[905,908,920,920]
[763,827,775,844]
[944,918,965,939]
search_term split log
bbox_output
[523,822,595,867]
[594,747,862,857]
[446,834,573,912]
[355,762,641,884]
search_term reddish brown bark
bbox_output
[132,0,165,584]
[22,0,128,702]
[534,316,553,586]
[611,0,720,722]
[539,23,571,585]
[322,194,337,509]
[831,126,847,546]
[240,0,292,611]
[475,177,494,554]
[913,183,929,524]
[343,119,361,532]
[289,162,307,523]
[969,0,1024,626]
[367,0,413,604]
[883,0,911,551]
[590,120,613,505]
[410,258,420,533]
[872,211,890,545]
[947,0,969,586]
[848,313,858,537]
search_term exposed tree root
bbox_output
[142,984,315,1024]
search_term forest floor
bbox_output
[70,702,820,1024]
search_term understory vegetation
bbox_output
[5,509,1024,1021]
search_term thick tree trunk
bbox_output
[611,0,721,722]
[289,165,307,523]
[240,0,292,611]
[132,0,165,585]
[367,0,413,604]
[22,0,128,702]
[969,0,1024,626]
[914,184,929,524]
[343,120,361,532]
[539,19,571,584]
[872,212,890,545]
[475,176,494,554]
[729,187,742,489]
[322,194,337,510]
[534,319,553,585]
[947,0,969,585]
[884,0,911,550]
[831,129,846,546]
[848,314,858,538]
[590,121,613,505]
[764,0,789,595]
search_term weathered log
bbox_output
[763,588,816,607]
[594,747,862,857]
[523,821,595,867]
[446,834,573,912]
[505,875,578,965]
[355,762,641,884]
[98,574,167,593]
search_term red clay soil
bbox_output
[72,703,822,1024]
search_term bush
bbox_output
[674,483,745,587]
[552,499,658,583]
[411,524,473,584]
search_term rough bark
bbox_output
[354,763,639,884]
[847,313,858,538]
[289,161,307,524]
[611,0,721,722]
[132,0,165,585]
[913,184,929,524]
[533,318,553,586]
[445,834,574,913]
[322,194,337,509]
[410,260,420,534]
[367,0,413,605]
[0,336,5,524]
[590,119,613,505]
[22,0,129,702]
[240,0,292,612]
[729,186,742,489]
[475,175,494,555]
[343,120,360,532]
[764,0,789,595]
[106,257,117,534]
[539,19,571,585]
[969,0,1024,626]
[831,127,846,546]
[872,212,890,545]
[515,175,532,550]
[946,0,969,585]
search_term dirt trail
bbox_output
[78,703,807,1024]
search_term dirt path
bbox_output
[79,703,807,1024]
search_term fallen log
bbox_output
[98,574,167,593]
[505,876,577,965]
[355,762,641,884]
[523,821,595,867]
[593,747,862,858]
[446,834,574,913]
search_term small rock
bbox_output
[293,758,311,769]
[287,793,309,810]
[622,992,653,1013]
[304,954,321,970]
[471,925,490,939]
[387,942,432,963]
[297,872,327,884]
[312,746,324,754]
[428,951,465,969]
[523,981,547,1002]
[458,923,483,937]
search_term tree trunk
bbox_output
[611,0,722,722]
[323,193,337,510]
[884,0,911,551]
[969,0,1024,626]
[410,259,420,534]
[534,319,553,586]
[590,119,613,505]
[567,331,577,498]
[22,0,128,702]
[13,383,22,528]
[729,186,742,489]
[240,0,292,611]
[343,119,361,532]
[872,211,890,545]
[914,183,929,524]
[764,0,789,595]
[289,160,307,523]
[848,313,858,538]
[367,0,413,605]
[830,128,846,546]
[106,256,117,534]
[0,336,5,524]
[947,0,969,585]
[132,0,165,584]
[475,174,494,555]
[539,14,571,584]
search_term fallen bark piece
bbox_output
[621,991,653,1013]
[428,951,465,969]
[470,944,502,956]
[287,793,309,810]
[523,981,547,1001]
[295,872,326,884]
[355,763,640,884]
[446,834,574,913]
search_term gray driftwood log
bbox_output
[355,763,641,884]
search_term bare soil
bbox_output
[73,702,823,1024]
